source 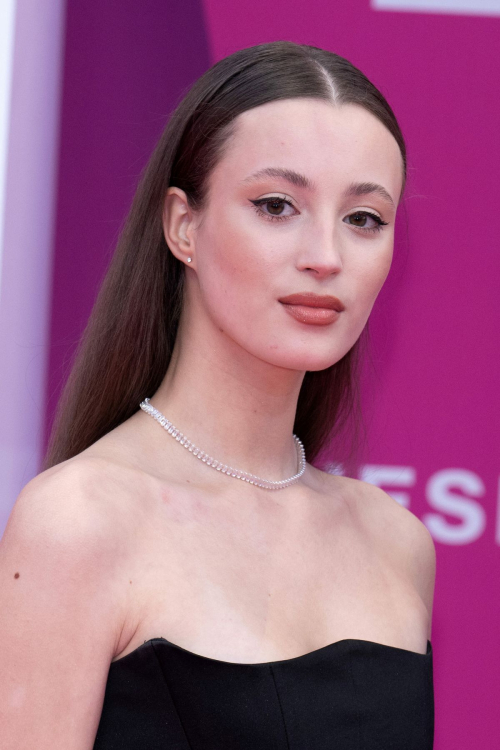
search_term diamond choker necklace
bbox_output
[139,398,306,490]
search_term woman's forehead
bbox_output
[210,99,403,201]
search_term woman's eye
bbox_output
[249,197,297,222]
[344,211,388,234]
[249,199,389,233]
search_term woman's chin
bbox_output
[259,348,349,373]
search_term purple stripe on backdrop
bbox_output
[43,0,211,454]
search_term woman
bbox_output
[1,41,435,748]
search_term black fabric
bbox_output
[93,636,434,749]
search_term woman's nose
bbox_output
[296,225,343,279]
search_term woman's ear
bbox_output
[162,187,197,268]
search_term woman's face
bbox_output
[169,98,404,372]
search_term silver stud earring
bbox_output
[187,256,192,263]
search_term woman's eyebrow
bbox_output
[343,181,395,208]
[240,168,394,207]
[240,167,315,190]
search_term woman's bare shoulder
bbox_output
[311,466,431,538]
[311,466,436,617]
[9,455,133,569]
[12,451,152,563]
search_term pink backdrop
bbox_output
[39,1,499,746]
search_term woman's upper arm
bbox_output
[402,508,436,640]
[0,462,129,750]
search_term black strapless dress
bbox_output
[93,636,434,749]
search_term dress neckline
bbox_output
[111,635,432,668]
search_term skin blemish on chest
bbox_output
[160,487,200,525]
[14,572,20,578]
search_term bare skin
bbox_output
[68,441,432,666]
[60,97,434,664]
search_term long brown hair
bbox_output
[42,40,406,474]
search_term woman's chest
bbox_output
[112,483,428,663]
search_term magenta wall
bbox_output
[44,1,499,746]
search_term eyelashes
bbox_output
[249,197,389,234]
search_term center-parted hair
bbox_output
[43,40,406,473]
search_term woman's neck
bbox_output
[148,314,306,482]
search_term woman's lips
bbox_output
[280,303,341,325]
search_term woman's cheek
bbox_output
[358,242,393,298]
[196,248,263,329]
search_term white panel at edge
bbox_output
[372,0,500,16]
